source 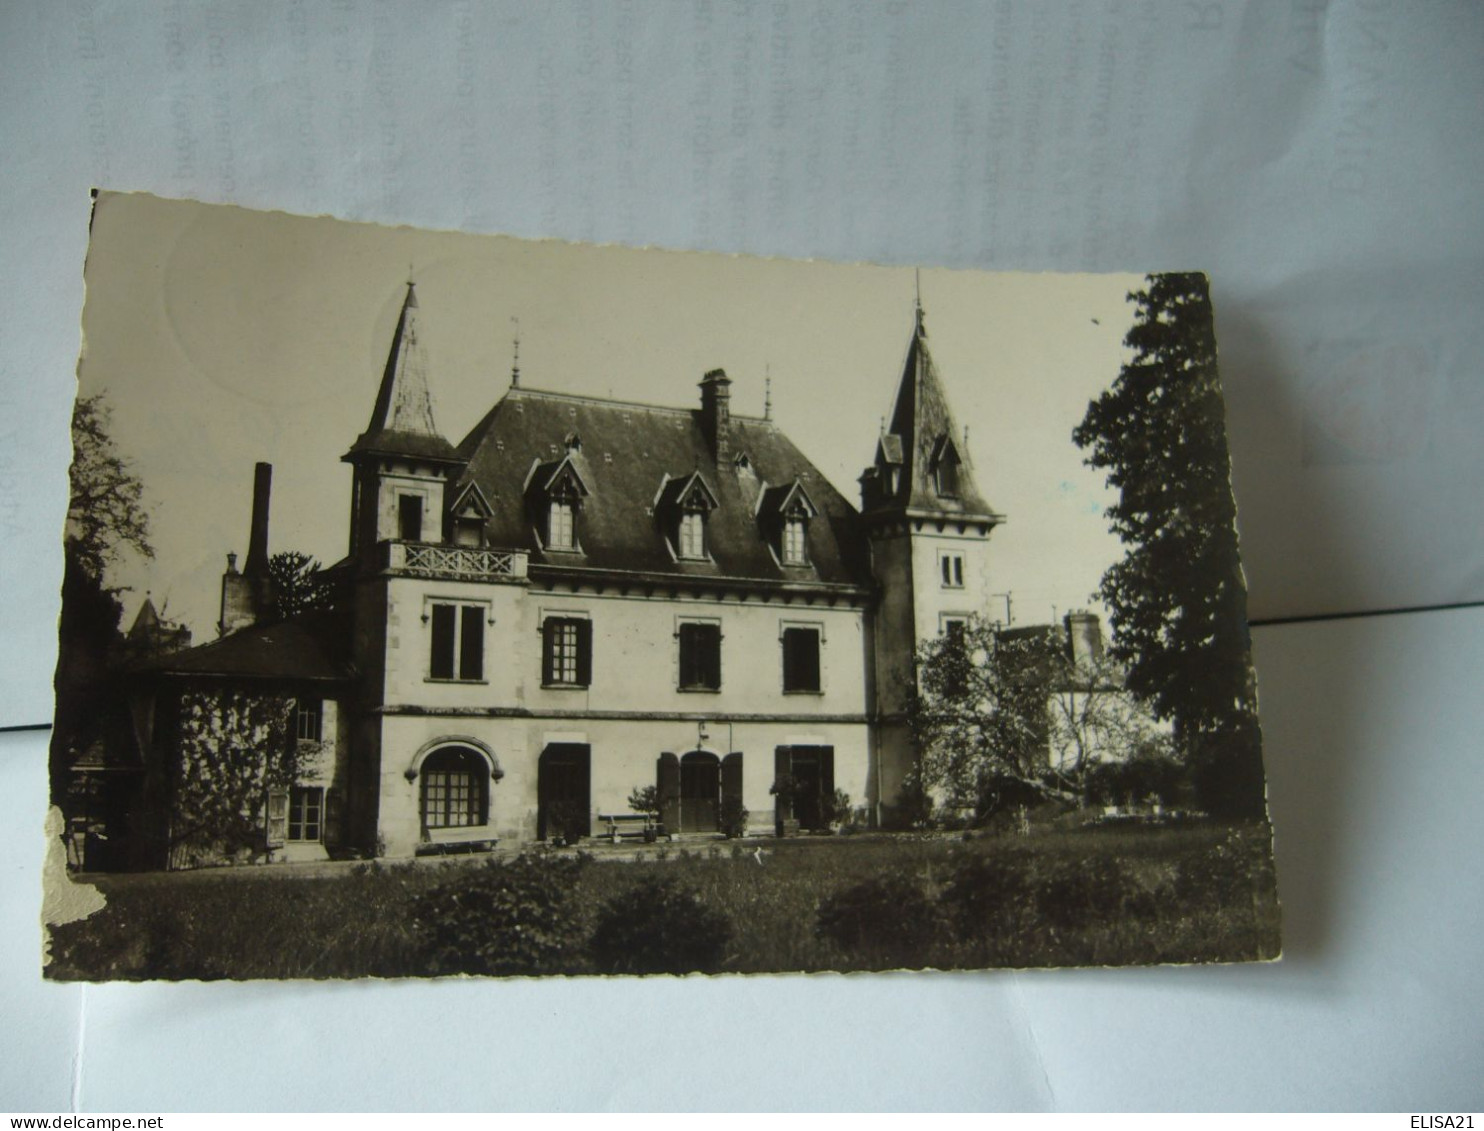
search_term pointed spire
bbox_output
[869,302,995,519]
[764,365,773,421]
[346,281,458,463]
[510,316,521,388]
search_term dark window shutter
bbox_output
[430,604,456,679]
[323,788,343,846]
[542,619,556,683]
[460,606,484,680]
[820,747,835,812]
[575,619,592,686]
[704,623,721,689]
[678,623,696,688]
[721,751,743,814]
[657,752,681,831]
[801,630,820,691]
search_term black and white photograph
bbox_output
[46,191,1279,980]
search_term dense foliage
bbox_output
[413,853,590,976]
[588,875,732,974]
[264,551,335,620]
[1073,274,1266,817]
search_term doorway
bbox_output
[538,743,591,841]
[679,750,720,833]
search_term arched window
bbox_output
[420,745,489,829]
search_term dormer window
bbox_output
[548,499,576,550]
[782,515,808,565]
[527,454,590,555]
[931,434,962,499]
[759,478,818,568]
[447,482,495,549]
[656,471,719,563]
[678,509,707,559]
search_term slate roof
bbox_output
[868,310,998,520]
[345,283,459,464]
[138,610,354,683]
[454,388,871,588]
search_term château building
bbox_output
[132,284,1005,865]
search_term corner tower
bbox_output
[860,303,1004,820]
[342,282,462,566]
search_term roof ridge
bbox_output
[508,385,775,424]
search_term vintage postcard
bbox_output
[46,192,1279,979]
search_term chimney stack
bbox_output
[699,369,732,461]
[244,462,272,577]
[1064,611,1104,668]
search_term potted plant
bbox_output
[720,796,749,839]
[828,788,853,834]
[770,773,801,838]
[628,784,662,843]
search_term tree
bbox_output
[1072,274,1265,818]
[264,551,334,620]
[1041,646,1176,794]
[66,394,152,582]
[906,615,1065,822]
[52,394,154,803]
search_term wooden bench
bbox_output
[596,813,657,844]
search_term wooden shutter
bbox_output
[657,752,681,832]
[774,746,791,820]
[801,630,820,692]
[460,606,484,680]
[324,787,343,847]
[820,747,836,816]
[703,623,721,689]
[575,619,592,686]
[266,788,288,849]
[430,604,456,679]
[541,618,556,684]
[722,752,743,822]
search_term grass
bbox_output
[45,821,1281,981]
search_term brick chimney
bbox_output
[699,369,732,460]
[1064,611,1104,668]
[219,462,275,636]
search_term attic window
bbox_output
[782,516,808,565]
[733,452,754,477]
[604,452,613,464]
[565,431,582,453]
[548,500,576,550]
[932,436,962,498]
[678,509,706,559]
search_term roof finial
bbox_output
[764,364,773,421]
[510,316,521,388]
[914,268,923,326]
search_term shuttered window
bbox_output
[430,602,486,681]
[678,622,722,690]
[782,627,821,693]
[542,617,592,687]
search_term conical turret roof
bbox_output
[345,283,459,463]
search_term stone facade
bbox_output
[146,286,1004,863]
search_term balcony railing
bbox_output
[384,541,529,582]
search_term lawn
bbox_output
[45,821,1281,981]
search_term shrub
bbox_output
[720,795,749,838]
[815,874,944,967]
[941,850,1035,939]
[546,799,590,844]
[1174,828,1271,907]
[412,853,588,976]
[588,876,732,974]
[1035,855,1135,931]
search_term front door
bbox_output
[777,745,835,831]
[679,751,720,833]
[538,743,591,841]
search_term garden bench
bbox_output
[596,812,657,844]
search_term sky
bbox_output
[76,192,1142,642]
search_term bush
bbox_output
[1035,856,1136,931]
[815,874,945,967]
[589,876,732,975]
[720,795,749,838]
[1174,828,1271,907]
[412,853,588,976]
[941,850,1035,939]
